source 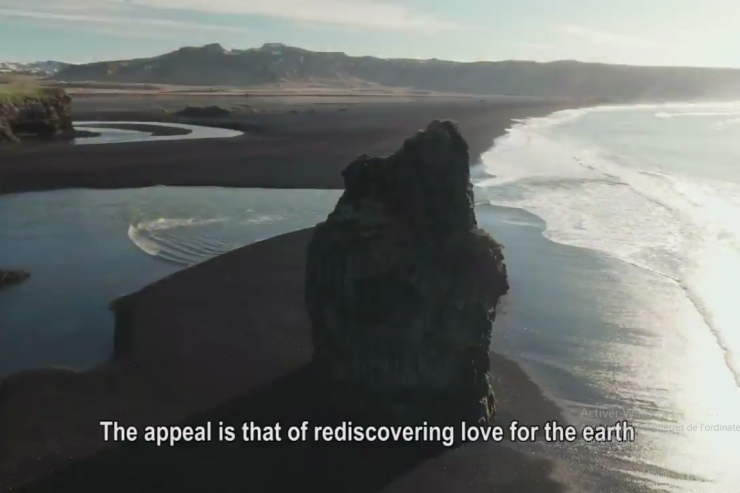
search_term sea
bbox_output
[1,103,739,491]
[474,102,740,492]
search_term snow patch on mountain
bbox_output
[0,61,70,75]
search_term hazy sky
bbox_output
[1,0,738,66]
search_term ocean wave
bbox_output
[135,217,228,231]
[126,213,290,266]
[240,214,285,225]
[476,104,740,386]
[127,224,161,256]
[716,117,740,129]
[127,217,232,264]
[655,110,740,119]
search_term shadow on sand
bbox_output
[11,225,565,493]
[19,364,437,492]
[18,361,563,493]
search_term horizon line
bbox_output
[6,42,740,71]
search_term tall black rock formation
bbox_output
[305,120,509,426]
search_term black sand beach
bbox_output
[0,96,573,194]
[0,226,570,492]
[0,97,587,492]
[0,200,670,493]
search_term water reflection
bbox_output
[74,121,243,145]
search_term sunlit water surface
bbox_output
[476,102,740,492]
[1,107,739,491]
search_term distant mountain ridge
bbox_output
[1,61,70,76]
[53,43,740,101]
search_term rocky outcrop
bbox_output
[0,88,73,143]
[175,105,231,118]
[0,269,30,290]
[306,120,509,426]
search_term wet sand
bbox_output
[0,227,569,492]
[0,96,574,194]
[0,96,580,492]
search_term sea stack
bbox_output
[305,120,509,426]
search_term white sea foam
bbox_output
[240,214,285,225]
[126,212,292,265]
[655,110,740,119]
[477,103,740,386]
[127,223,162,256]
[135,217,227,231]
[127,217,230,261]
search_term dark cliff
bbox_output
[306,120,509,426]
[0,88,73,143]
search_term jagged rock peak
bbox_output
[305,120,509,427]
[336,120,478,236]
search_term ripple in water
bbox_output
[127,215,289,265]
[0,187,342,376]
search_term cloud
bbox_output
[554,25,668,49]
[133,0,458,32]
[0,7,246,32]
[0,0,457,33]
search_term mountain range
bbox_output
[0,61,70,76]
[43,43,740,101]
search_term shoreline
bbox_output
[2,96,733,491]
[0,98,576,195]
[0,227,571,492]
[0,98,582,491]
